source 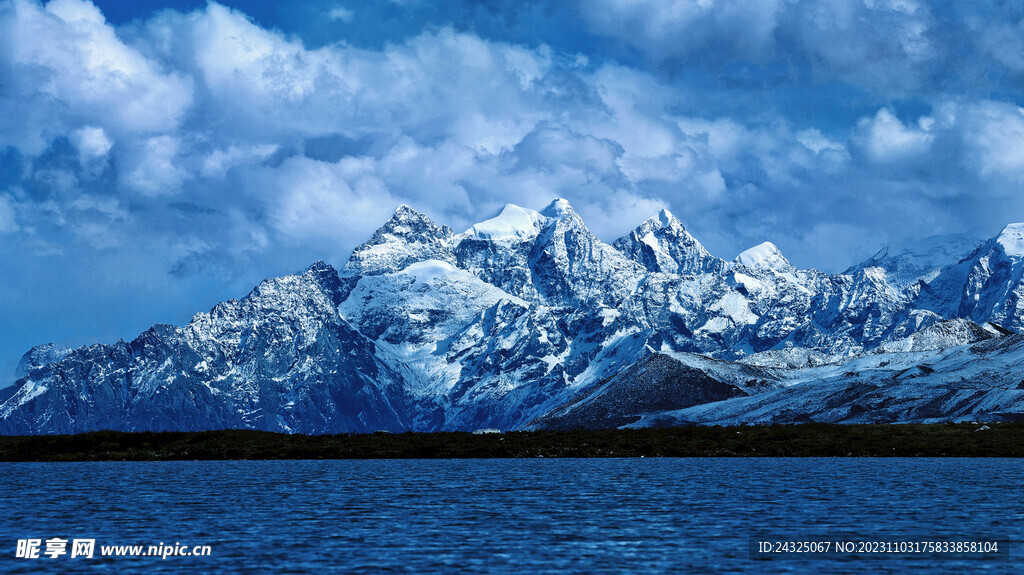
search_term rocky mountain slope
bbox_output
[3,199,1023,433]
[628,327,1024,427]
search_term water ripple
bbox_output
[0,458,1021,573]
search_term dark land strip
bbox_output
[1,423,1023,460]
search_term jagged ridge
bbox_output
[4,199,1024,433]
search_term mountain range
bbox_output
[3,199,1024,434]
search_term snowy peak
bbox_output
[540,198,575,218]
[848,233,987,289]
[874,318,999,354]
[736,242,792,271]
[649,209,695,236]
[916,224,1024,330]
[223,260,347,324]
[12,192,1024,435]
[638,208,685,234]
[526,198,646,307]
[613,208,721,275]
[344,205,456,277]
[454,198,613,307]
[656,208,675,228]
[535,197,598,246]
[386,204,451,234]
[303,260,347,306]
[996,223,1024,258]
[15,343,70,380]
[463,204,545,242]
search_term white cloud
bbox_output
[326,6,353,23]
[69,195,126,220]
[577,194,666,240]
[797,129,845,154]
[853,108,934,163]
[260,156,403,247]
[581,0,782,60]
[974,19,1024,73]
[1,0,192,148]
[69,126,112,173]
[581,0,939,95]
[513,125,622,176]
[795,0,935,93]
[137,5,556,153]
[121,135,186,195]
[188,4,323,106]
[199,144,278,179]
[0,194,19,234]
[960,101,1024,181]
[1,0,1021,285]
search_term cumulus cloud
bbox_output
[199,144,279,180]
[512,124,622,177]
[0,0,192,153]
[852,108,935,163]
[326,6,353,23]
[2,0,1019,263]
[120,135,186,196]
[576,0,1020,100]
[958,101,1024,182]
[260,155,403,248]
[68,126,112,174]
[580,0,783,60]
[794,0,935,94]
[797,129,844,154]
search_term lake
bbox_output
[1,458,1020,573]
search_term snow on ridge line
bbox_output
[632,208,679,232]
[398,259,464,283]
[463,204,544,241]
[396,259,531,306]
[658,208,674,225]
[540,197,574,217]
[736,241,789,269]
[996,222,1024,257]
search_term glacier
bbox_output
[3,199,1024,434]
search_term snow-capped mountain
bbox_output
[343,205,457,278]
[612,209,723,275]
[3,200,1024,434]
[734,242,792,272]
[917,223,1024,331]
[844,233,981,289]
[1,262,415,434]
[626,325,1024,427]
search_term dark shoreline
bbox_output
[1,423,1022,460]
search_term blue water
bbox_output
[0,458,1020,574]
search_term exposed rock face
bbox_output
[843,233,980,289]
[613,209,723,275]
[1,263,413,434]
[918,224,1024,331]
[14,343,69,380]
[3,202,1024,434]
[529,352,751,430]
[632,332,1024,427]
[343,205,457,278]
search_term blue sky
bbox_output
[2,0,1024,383]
